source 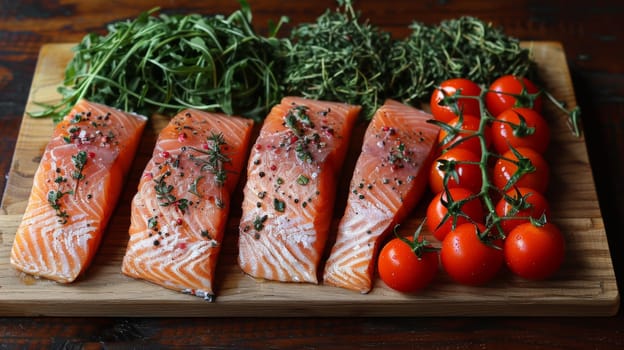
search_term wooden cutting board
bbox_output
[0,42,619,317]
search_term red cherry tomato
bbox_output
[430,148,482,194]
[491,107,550,154]
[492,147,549,193]
[495,187,550,235]
[441,223,504,286]
[504,222,565,280]
[430,78,482,123]
[426,188,484,242]
[378,235,439,293]
[438,114,492,156]
[485,75,543,117]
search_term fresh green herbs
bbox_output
[296,174,310,185]
[48,189,72,224]
[387,142,411,167]
[32,2,288,123]
[47,150,90,224]
[284,0,393,119]
[148,216,158,230]
[284,105,313,136]
[273,198,286,212]
[154,171,189,212]
[253,215,268,231]
[31,1,536,124]
[282,105,322,163]
[154,172,175,204]
[190,132,231,187]
[284,3,534,119]
[188,175,204,197]
[389,16,535,104]
[71,151,88,181]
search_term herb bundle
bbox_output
[390,17,535,104]
[33,3,288,122]
[283,0,393,119]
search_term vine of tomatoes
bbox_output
[378,74,580,292]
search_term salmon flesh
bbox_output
[238,97,361,283]
[10,99,147,283]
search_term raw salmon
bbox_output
[10,99,147,283]
[323,99,439,293]
[122,109,253,301]
[238,96,361,283]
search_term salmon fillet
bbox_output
[323,99,439,293]
[238,97,361,283]
[122,109,253,301]
[10,99,147,283]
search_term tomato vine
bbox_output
[429,76,580,242]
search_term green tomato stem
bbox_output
[472,92,506,241]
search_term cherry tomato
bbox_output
[378,236,439,293]
[491,108,550,154]
[438,114,492,156]
[504,222,565,280]
[441,223,504,286]
[492,147,549,193]
[426,187,484,242]
[430,78,482,123]
[495,187,550,235]
[430,148,482,194]
[485,75,543,117]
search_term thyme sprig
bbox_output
[154,171,189,213]
[282,104,324,163]
[189,132,232,187]
[46,151,89,224]
[48,187,73,224]
[71,150,88,181]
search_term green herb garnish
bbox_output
[389,16,535,104]
[282,105,320,163]
[71,151,88,181]
[188,175,204,197]
[273,198,286,212]
[148,216,158,230]
[253,215,268,231]
[284,0,392,119]
[296,174,310,185]
[48,189,73,224]
[190,132,231,187]
[154,172,189,213]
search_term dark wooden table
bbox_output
[1,0,622,348]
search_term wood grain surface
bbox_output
[0,41,617,317]
[1,0,623,348]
